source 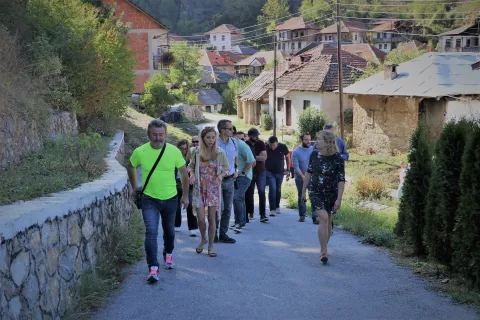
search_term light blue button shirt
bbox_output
[218,137,237,176]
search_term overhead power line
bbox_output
[339,0,480,7]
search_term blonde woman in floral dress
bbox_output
[188,127,229,257]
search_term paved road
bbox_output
[195,112,238,132]
[93,206,477,320]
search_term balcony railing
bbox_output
[444,46,480,52]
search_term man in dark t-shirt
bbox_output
[265,136,290,217]
[245,128,269,223]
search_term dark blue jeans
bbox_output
[218,178,235,237]
[234,176,251,226]
[266,171,284,211]
[246,171,267,217]
[142,195,177,268]
[295,178,317,220]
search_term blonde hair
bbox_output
[199,127,218,161]
[177,139,191,161]
[316,130,338,156]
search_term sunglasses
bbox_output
[192,140,199,143]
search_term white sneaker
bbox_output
[276,208,281,215]
[269,210,276,217]
[148,266,159,283]
[174,227,181,232]
[189,229,197,237]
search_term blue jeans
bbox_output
[234,176,251,226]
[246,171,266,217]
[218,178,235,237]
[295,178,317,220]
[141,195,178,268]
[266,171,284,211]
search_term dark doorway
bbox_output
[286,100,292,126]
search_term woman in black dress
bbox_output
[302,130,345,264]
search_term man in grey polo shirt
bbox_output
[216,119,238,243]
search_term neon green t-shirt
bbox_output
[130,142,186,200]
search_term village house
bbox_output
[230,45,258,59]
[368,20,409,53]
[438,20,480,52]
[319,21,368,44]
[194,89,224,113]
[265,55,362,128]
[104,0,169,93]
[206,24,244,51]
[275,17,321,55]
[288,44,369,69]
[343,52,480,155]
[235,51,286,77]
[200,65,234,93]
[199,50,243,74]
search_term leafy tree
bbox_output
[453,122,480,288]
[221,77,254,115]
[297,107,327,138]
[141,74,177,117]
[169,42,202,102]
[425,120,472,266]
[395,123,431,255]
[299,0,332,27]
[257,0,290,33]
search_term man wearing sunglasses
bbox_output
[216,120,238,243]
[191,136,199,150]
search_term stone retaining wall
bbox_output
[0,110,78,171]
[0,131,133,319]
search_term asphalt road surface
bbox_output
[93,206,478,320]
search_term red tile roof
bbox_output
[340,44,387,65]
[204,51,243,66]
[370,20,400,32]
[275,17,320,31]
[206,24,243,35]
[297,45,369,69]
[270,55,362,92]
[320,21,368,34]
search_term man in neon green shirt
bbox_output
[127,119,189,284]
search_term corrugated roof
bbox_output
[195,89,223,105]
[206,24,243,35]
[200,66,234,84]
[275,17,320,31]
[231,45,258,55]
[320,21,368,34]
[269,55,362,92]
[343,53,480,97]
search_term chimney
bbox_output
[384,62,399,80]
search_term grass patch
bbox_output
[0,133,109,205]
[64,213,144,319]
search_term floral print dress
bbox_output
[199,160,220,207]
[307,150,346,214]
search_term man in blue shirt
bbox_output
[292,132,316,223]
[313,124,349,161]
[232,126,255,231]
[216,119,238,243]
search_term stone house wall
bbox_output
[353,95,420,154]
[0,110,78,171]
[0,131,133,320]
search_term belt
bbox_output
[223,174,235,180]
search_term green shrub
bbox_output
[453,123,480,288]
[141,73,177,118]
[355,177,386,200]
[395,123,431,255]
[298,107,327,138]
[261,113,273,131]
[425,120,472,267]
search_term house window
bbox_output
[277,98,284,111]
[278,43,281,50]
[355,34,358,41]
[456,39,461,48]
[300,32,304,37]
[446,39,451,48]
[214,105,218,111]
[222,35,225,41]
[282,43,286,50]
[467,39,471,47]
[213,35,217,41]
[222,46,226,50]
[295,32,299,38]
[377,33,381,39]
[328,35,332,41]
[303,100,311,110]
[298,42,302,49]
[383,33,387,38]
[366,109,375,128]
[291,43,295,50]
[379,44,382,49]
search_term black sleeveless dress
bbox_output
[307,151,346,214]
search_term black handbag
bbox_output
[134,143,167,209]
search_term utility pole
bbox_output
[336,0,345,139]
[273,32,277,137]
